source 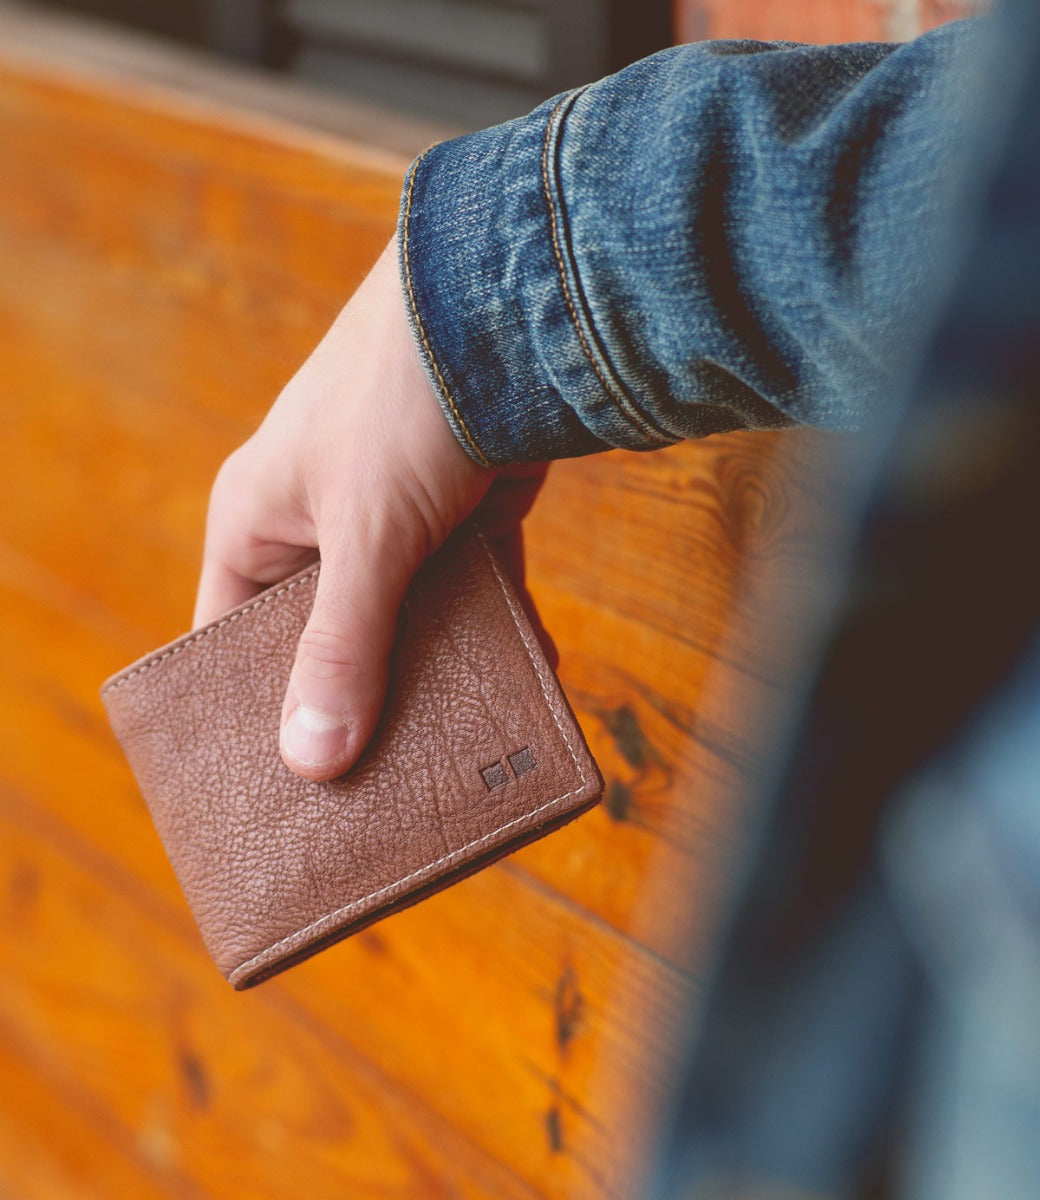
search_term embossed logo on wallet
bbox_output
[481,746,537,791]
[101,529,603,988]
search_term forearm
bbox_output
[399,20,985,465]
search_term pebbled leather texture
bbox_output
[100,527,602,989]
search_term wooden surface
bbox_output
[0,7,850,1198]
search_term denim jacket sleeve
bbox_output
[397,21,983,466]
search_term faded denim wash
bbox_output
[399,20,982,466]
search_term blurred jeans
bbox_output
[651,2,1040,1195]
[399,0,1038,1193]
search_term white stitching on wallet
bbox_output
[476,532,584,785]
[101,566,322,694]
[228,533,589,985]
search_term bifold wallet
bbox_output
[101,527,602,989]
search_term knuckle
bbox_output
[215,443,248,485]
[295,626,366,681]
[209,446,251,510]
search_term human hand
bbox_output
[194,238,547,781]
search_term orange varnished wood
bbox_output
[0,9,851,1199]
[0,788,545,1200]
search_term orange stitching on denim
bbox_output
[402,153,491,468]
[540,95,666,443]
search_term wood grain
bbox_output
[0,7,851,1198]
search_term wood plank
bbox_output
[0,11,849,1197]
[0,261,848,968]
[0,787,546,1200]
[517,431,850,961]
[0,558,698,1198]
[0,1036,182,1200]
[0,752,695,1198]
[0,44,851,968]
[0,295,845,977]
[0,537,700,1198]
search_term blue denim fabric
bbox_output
[398,22,982,466]
[882,639,1040,1200]
[399,5,1040,1197]
[646,0,1040,1194]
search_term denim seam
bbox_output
[541,93,673,447]
[402,153,492,468]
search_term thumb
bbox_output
[279,541,415,781]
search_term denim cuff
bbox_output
[398,93,673,466]
[399,24,982,465]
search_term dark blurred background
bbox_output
[32,0,672,127]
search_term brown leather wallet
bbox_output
[101,527,602,989]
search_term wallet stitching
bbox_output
[100,566,321,694]
[476,532,586,786]
[228,533,591,985]
[228,783,591,985]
